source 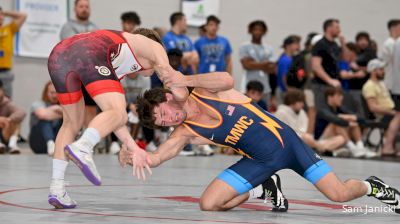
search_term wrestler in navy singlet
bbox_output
[183,90,332,194]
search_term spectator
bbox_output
[194,15,232,74]
[162,12,198,74]
[60,0,98,129]
[0,7,27,98]
[0,80,26,154]
[29,81,62,155]
[382,19,400,91]
[339,42,364,90]
[355,32,377,69]
[198,24,206,37]
[239,20,275,108]
[286,32,318,134]
[275,89,345,154]
[120,11,141,33]
[276,35,301,103]
[316,87,376,158]
[311,19,343,108]
[246,80,267,111]
[362,59,399,156]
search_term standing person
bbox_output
[120,11,141,33]
[162,12,198,74]
[311,19,343,108]
[128,69,400,213]
[0,80,26,154]
[382,19,400,91]
[60,0,99,129]
[239,20,275,109]
[0,7,27,98]
[29,81,62,155]
[194,15,232,74]
[276,35,301,103]
[47,28,181,209]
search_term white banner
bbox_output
[15,0,67,58]
[182,0,220,27]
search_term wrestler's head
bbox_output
[136,88,187,129]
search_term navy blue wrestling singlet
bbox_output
[183,90,332,194]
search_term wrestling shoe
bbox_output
[48,180,77,209]
[64,141,101,186]
[366,176,400,213]
[259,174,289,212]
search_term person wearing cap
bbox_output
[362,59,400,157]
[276,35,301,103]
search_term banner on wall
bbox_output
[15,0,67,58]
[182,0,220,27]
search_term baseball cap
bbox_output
[367,59,385,73]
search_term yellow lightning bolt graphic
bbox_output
[243,103,284,147]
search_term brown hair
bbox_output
[133,28,164,47]
[136,88,172,129]
[284,88,305,105]
[42,81,54,104]
[325,87,343,100]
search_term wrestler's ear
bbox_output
[165,93,174,101]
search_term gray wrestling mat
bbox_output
[1,155,399,224]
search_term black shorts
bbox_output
[391,94,400,111]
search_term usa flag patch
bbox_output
[226,105,235,116]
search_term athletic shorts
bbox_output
[48,30,128,105]
[217,134,332,194]
[391,94,400,111]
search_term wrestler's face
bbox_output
[75,0,90,21]
[153,93,187,127]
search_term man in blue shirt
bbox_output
[276,35,301,102]
[162,12,198,74]
[194,15,232,74]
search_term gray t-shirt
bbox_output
[30,101,49,127]
[122,75,151,104]
[60,20,98,40]
[239,42,274,94]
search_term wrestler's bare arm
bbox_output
[147,126,209,167]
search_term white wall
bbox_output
[1,0,399,137]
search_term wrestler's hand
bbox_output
[123,140,153,181]
[154,64,187,88]
[118,142,133,167]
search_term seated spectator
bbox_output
[29,81,62,155]
[246,80,267,110]
[275,89,345,153]
[0,80,26,154]
[362,59,399,156]
[316,87,376,158]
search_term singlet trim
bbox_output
[184,94,223,129]
[191,90,252,105]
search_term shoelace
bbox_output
[376,187,395,199]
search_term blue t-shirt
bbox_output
[338,60,350,90]
[194,36,232,73]
[277,53,292,91]
[162,31,194,52]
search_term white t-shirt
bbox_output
[390,38,400,94]
[382,37,397,90]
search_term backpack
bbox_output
[286,50,307,89]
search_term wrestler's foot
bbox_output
[48,179,77,209]
[259,174,289,212]
[65,141,101,186]
[366,176,400,213]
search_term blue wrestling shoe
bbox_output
[259,174,289,212]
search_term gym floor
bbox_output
[1,152,399,224]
